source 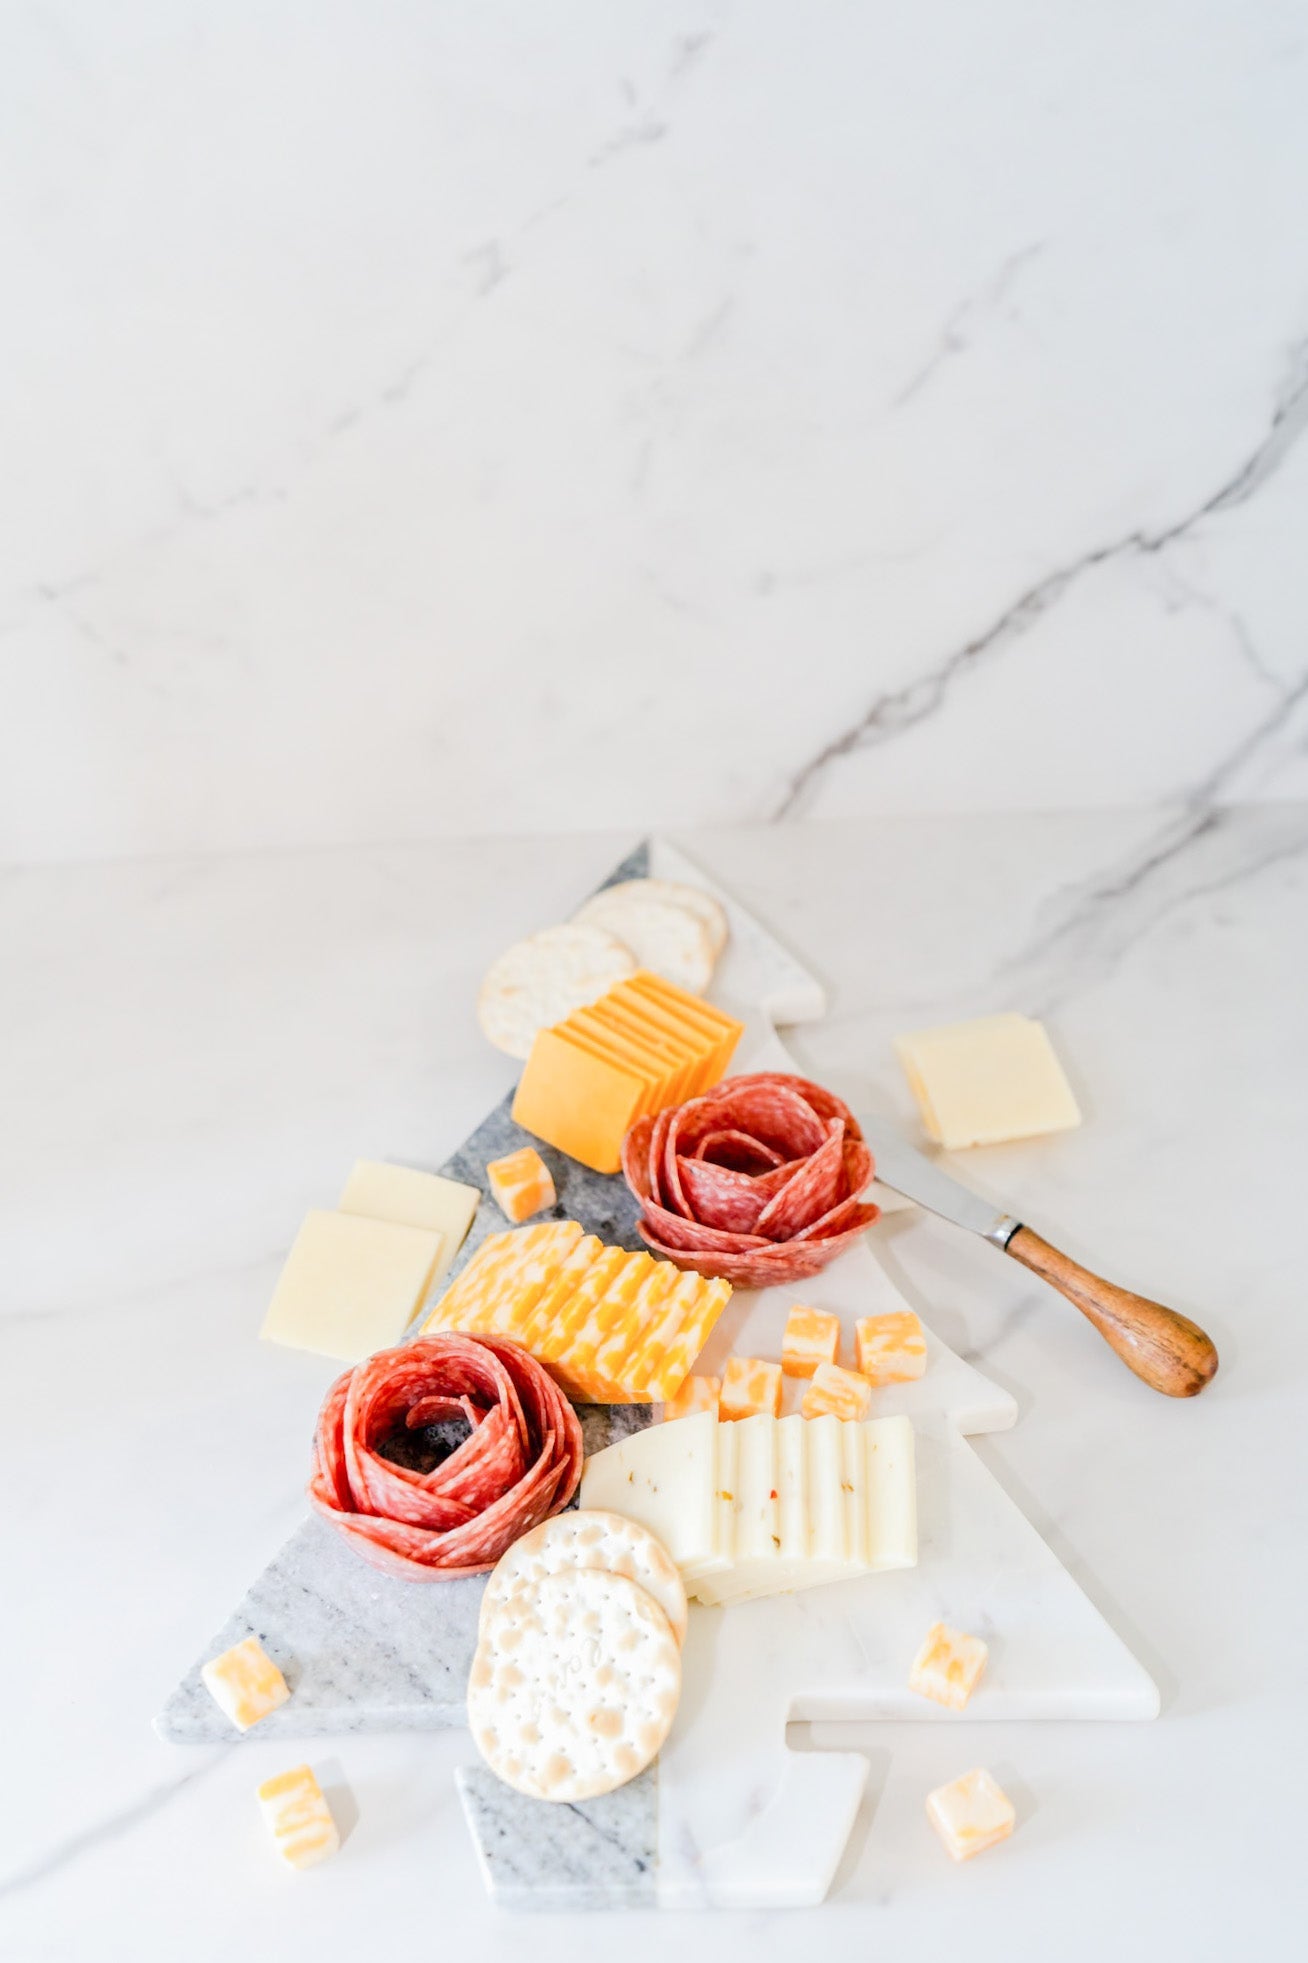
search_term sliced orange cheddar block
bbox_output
[512,975,743,1173]
[720,1355,783,1421]
[663,1374,720,1420]
[422,1223,730,1403]
[801,1360,873,1421]
[909,1622,989,1711]
[257,1764,340,1870]
[856,1310,928,1385]
[925,1768,1015,1863]
[781,1304,841,1379]
[486,1146,557,1224]
[512,1029,648,1173]
[201,1635,290,1733]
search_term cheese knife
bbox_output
[857,1114,1218,1398]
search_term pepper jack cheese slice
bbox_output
[337,1159,479,1295]
[257,1765,340,1870]
[201,1635,290,1732]
[910,1621,989,1710]
[260,1210,444,1361]
[895,1012,1081,1150]
[925,1768,1015,1862]
[486,1146,556,1223]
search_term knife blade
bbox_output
[857,1112,1020,1247]
[855,1107,1218,1399]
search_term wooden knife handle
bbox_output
[1005,1226,1218,1398]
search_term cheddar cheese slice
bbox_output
[512,1029,648,1173]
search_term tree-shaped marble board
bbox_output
[157,838,1157,1910]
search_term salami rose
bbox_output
[308,1333,584,1581]
[622,1072,879,1289]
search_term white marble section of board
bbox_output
[649,836,828,1027]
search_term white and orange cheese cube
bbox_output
[201,1635,290,1733]
[486,1146,557,1223]
[720,1355,783,1421]
[855,1310,928,1385]
[909,1621,989,1710]
[925,1768,1015,1862]
[780,1304,841,1379]
[663,1374,721,1421]
[801,1361,873,1422]
[257,1764,340,1870]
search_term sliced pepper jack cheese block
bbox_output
[260,1210,444,1361]
[337,1159,479,1295]
[855,1310,928,1385]
[201,1635,290,1733]
[422,1223,729,1403]
[583,1410,917,1608]
[663,1374,720,1421]
[801,1360,873,1422]
[486,1146,557,1224]
[926,1768,1015,1862]
[910,1621,989,1710]
[257,1764,340,1870]
[720,1355,783,1421]
[781,1304,842,1379]
[895,1012,1081,1150]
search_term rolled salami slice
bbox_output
[621,1072,879,1289]
[308,1334,584,1581]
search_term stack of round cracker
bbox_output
[478,878,729,1059]
[467,1510,687,1801]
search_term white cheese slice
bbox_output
[260,1209,444,1360]
[841,1419,869,1570]
[775,1414,809,1563]
[578,1410,717,1578]
[894,1012,1081,1150]
[805,1415,849,1579]
[865,1414,917,1571]
[338,1159,480,1295]
[695,1415,781,1604]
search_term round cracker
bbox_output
[477,923,637,1059]
[588,878,728,959]
[572,891,714,995]
[479,1509,688,1648]
[468,1569,680,1802]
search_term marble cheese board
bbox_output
[157,837,1158,1910]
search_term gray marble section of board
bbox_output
[457,1765,658,1910]
[155,841,654,1745]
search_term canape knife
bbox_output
[859,1114,1218,1398]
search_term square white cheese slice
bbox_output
[260,1209,444,1361]
[338,1159,479,1293]
[894,1012,1081,1149]
[578,1410,717,1579]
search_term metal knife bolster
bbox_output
[857,1111,1023,1250]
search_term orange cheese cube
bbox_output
[663,1374,721,1420]
[486,1146,557,1223]
[720,1355,782,1421]
[201,1635,290,1733]
[257,1764,340,1870]
[909,1622,989,1711]
[855,1310,927,1385]
[800,1361,872,1421]
[925,1768,1015,1862]
[780,1304,841,1378]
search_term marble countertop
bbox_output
[2,812,1304,1958]
[5,2,1308,861]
